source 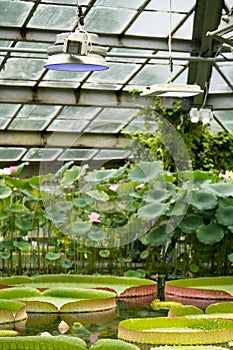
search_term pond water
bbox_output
[7,296,167,349]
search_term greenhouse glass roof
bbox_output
[0,0,233,171]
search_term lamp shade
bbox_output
[44,30,109,72]
[141,83,203,98]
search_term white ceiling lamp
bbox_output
[141,0,203,98]
[44,3,108,72]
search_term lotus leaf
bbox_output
[0,287,116,313]
[0,274,157,297]
[147,224,174,247]
[216,206,233,226]
[165,276,233,299]
[204,182,233,197]
[190,191,217,210]
[118,317,233,345]
[178,215,204,234]
[196,223,224,245]
[0,335,86,349]
[128,161,163,183]
[138,202,166,220]
[90,338,140,349]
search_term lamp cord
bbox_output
[168,0,173,83]
[75,0,84,29]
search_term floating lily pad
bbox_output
[169,302,233,320]
[150,346,229,350]
[118,317,233,345]
[90,338,140,350]
[0,287,116,313]
[0,300,27,324]
[165,276,233,300]
[0,274,157,298]
[151,300,182,310]
[0,335,86,349]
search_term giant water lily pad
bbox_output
[90,338,140,350]
[165,276,233,300]
[0,336,86,349]
[0,274,157,297]
[0,287,116,313]
[150,347,230,350]
[118,317,233,345]
[0,300,27,324]
[169,302,233,320]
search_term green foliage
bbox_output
[126,98,233,173]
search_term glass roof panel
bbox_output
[0,119,10,129]
[85,121,124,133]
[108,48,155,64]
[0,104,20,118]
[8,119,49,131]
[23,148,63,161]
[214,111,233,132]
[57,106,101,120]
[47,119,90,132]
[28,4,76,30]
[58,148,98,161]
[209,67,232,93]
[94,0,144,9]
[0,1,34,27]
[14,42,48,58]
[0,58,45,81]
[129,64,185,86]
[17,105,61,119]
[93,149,131,160]
[84,7,136,34]
[126,12,186,37]
[95,108,139,122]
[0,147,27,161]
[89,63,139,84]
[146,0,195,12]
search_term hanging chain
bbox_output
[73,0,84,30]
[168,0,173,82]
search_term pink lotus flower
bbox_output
[88,212,101,224]
[109,184,119,192]
[58,320,69,334]
[219,170,233,181]
[0,166,17,175]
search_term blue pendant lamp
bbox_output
[44,4,108,72]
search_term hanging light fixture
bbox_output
[44,3,108,72]
[141,0,203,98]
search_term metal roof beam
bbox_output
[0,85,232,110]
[0,27,195,52]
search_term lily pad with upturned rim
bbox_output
[0,287,117,313]
[0,300,27,324]
[0,274,157,298]
[165,276,233,300]
[0,336,86,349]
[118,317,233,345]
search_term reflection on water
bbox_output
[16,297,166,349]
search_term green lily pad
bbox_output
[165,276,233,299]
[0,336,86,349]
[118,317,233,345]
[147,224,174,246]
[150,346,229,350]
[0,274,157,298]
[196,223,224,245]
[0,300,27,324]
[0,287,116,313]
[90,338,140,349]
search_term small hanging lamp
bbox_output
[141,0,202,98]
[44,4,108,72]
